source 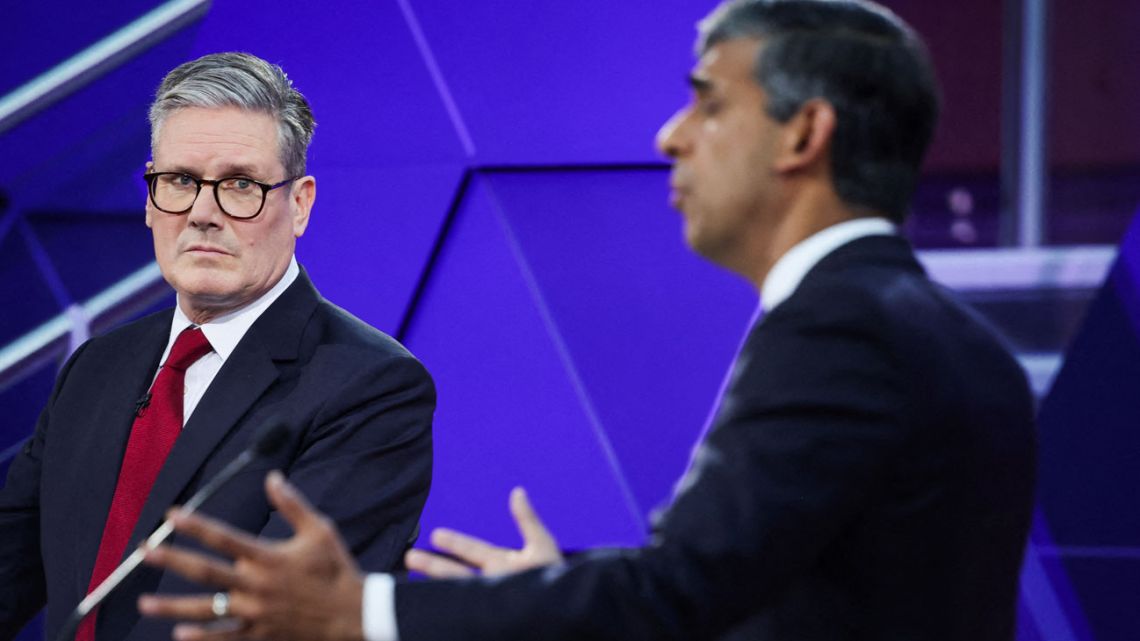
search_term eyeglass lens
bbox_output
[151,174,266,218]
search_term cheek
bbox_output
[149,220,178,250]
[239,223,290,264]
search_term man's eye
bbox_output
[222,178,256,191]
[159,173,197,189]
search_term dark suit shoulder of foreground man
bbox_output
[137,2,1035,640]
[0,52,434,641]
[395,231,1035,641]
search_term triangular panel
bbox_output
[299,163,465,334]
[483,168,757,518]
[1035,213,1140,641]
[403,175,646,550]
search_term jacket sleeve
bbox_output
[258,352,435,572]
[0,343,91,640]
[393,291,912,641]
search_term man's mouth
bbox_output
[183,244,231,256]
[668,184,689,209]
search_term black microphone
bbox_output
[134,392,152,417]
[54,420,291,641]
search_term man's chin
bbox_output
[168,273,243,305]
[682,222,705,253]
[684,227,734,268]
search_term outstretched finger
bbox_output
[509,487,557,549]
[264,470,324,534]
[168,510,268,563]
[429,528,506,568]
[170,620,248,641]
[143,544,247,592]
[404,549,476,579]
[137,593,225,622]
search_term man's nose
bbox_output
[187,185,226,227]
[655,106,693,159]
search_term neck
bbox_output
[741,188,860,290]
[180,300,247,326]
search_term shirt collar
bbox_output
[760,217,896,313]
[168,256,300,362]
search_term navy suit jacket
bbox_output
[395,235,1036,640]
[0,270,435,641]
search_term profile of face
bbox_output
[146,106,315,323]
[656,38,785,272]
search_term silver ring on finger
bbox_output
[211,591,231,619]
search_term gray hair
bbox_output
[148,52,316,177]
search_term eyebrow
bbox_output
[158,163,268,179]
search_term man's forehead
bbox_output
[153,106,281,172]
[693,38,763,84]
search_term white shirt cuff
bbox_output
[362,573,399,641]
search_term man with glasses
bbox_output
[0,52,434,641]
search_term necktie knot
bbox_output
[165,327,213,372]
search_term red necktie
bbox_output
[77,327,212,641]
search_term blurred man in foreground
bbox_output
[138,2,1036,640]
[0,52,434,641]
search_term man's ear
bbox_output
[774,99,837,174]
[144,162,155,227]
[291,176,316,238]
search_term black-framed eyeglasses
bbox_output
[143,172,298,220]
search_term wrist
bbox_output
[330,571,367,641]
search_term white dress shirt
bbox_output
[154,257,299,425]
[759,217,896,313]
[361,217,896,641]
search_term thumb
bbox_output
[265,470,321,533]
[509,487,556,548]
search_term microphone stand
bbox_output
[54,419,286,641]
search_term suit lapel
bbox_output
[124,271,320,554]
[70,312,171,599]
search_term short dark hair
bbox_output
[699,0,940,222]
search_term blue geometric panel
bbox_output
[1038,232,1140,546]
[13,115,151,216]
[1019,520,1097,641]
[1060,558,1140,641]
[0,223,62,345]
[298,163,465,334]
[0,26,202,211]
[13,612,43,641]
[407,0,707,164]
[1016,598,1046,641]
[482,168,757,517]
[403,175,646,550]
[1034,210,1140,640]
[184,0,470,167]
[25,212,154,304]
[0,1,166,96]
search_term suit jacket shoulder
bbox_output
[3,270,435,641]
[395,235,1035,641]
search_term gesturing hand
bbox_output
[138,471,365,641]
[404,487,563,579]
